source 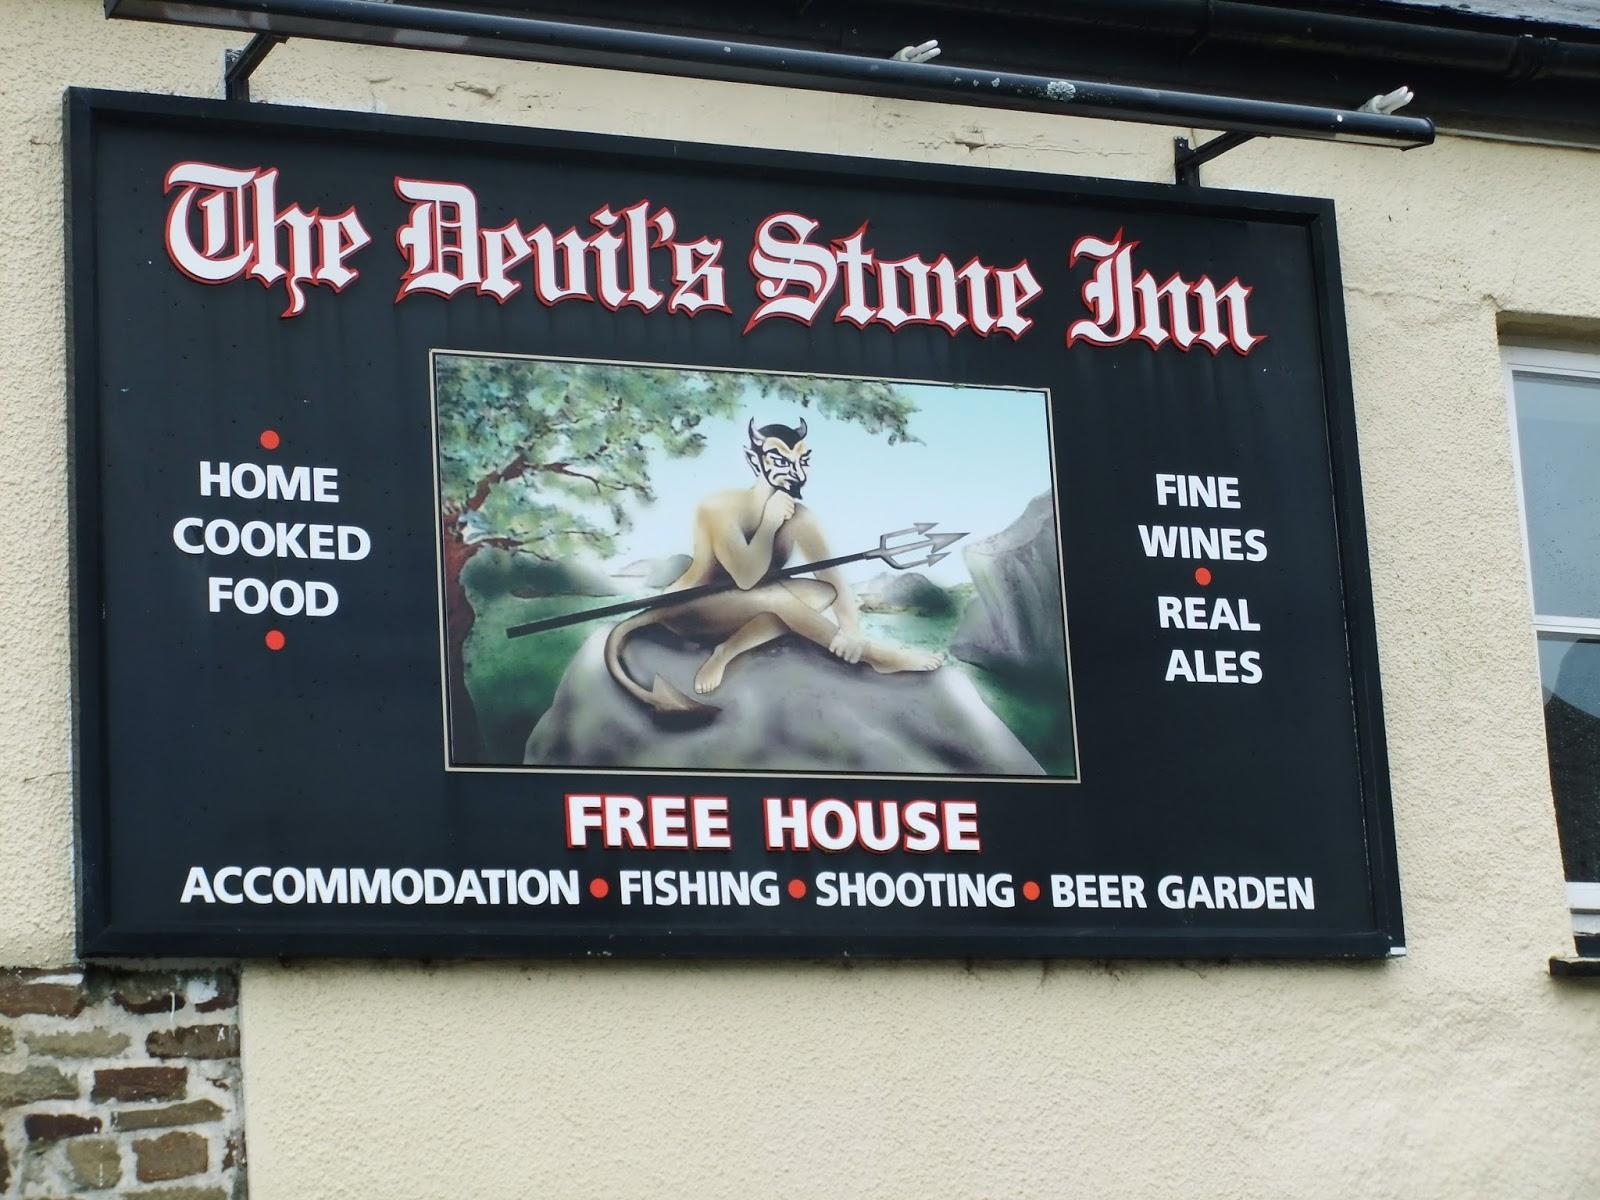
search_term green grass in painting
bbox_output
[462,590,642,764]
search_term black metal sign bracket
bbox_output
[112,0,1433,172]
[223,33,286,102]
[1176,86,1418,185]
[1174,132,1256,186]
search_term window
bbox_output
[1505,345,1600,954]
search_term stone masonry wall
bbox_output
[0,967,243,1199]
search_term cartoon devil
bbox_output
[603,418,944,718]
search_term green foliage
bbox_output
[860,609,1076,777]
[463,589,623,764]
[435,355,920,559]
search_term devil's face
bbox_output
[757,439,809,497]
[745,419,811,498]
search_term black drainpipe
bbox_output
[896,0,1600,82]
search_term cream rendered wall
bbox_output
[3,1,1598,1195]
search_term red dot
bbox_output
[259,429,281,450]
[787,878,807,900]
[264,629,286,651]
[588,877,610,899]
[1194,566,1213,586]
[1022,880,1041,902]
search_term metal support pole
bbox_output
[117,0,1434,152]
[223,33,285,102]
[1174,130,1258,186]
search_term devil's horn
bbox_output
[795,417,807,441]
[747,418,759,445]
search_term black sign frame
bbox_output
[67,88,1402,959]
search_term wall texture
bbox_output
[2,1,1598,1196]
[0,966,245,1199]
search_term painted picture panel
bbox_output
[434,354,1075,780]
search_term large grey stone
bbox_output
[950,493,1067,678]
[525,629,1041,776]
[24,1029,130,1058]
[112,1100,225,1132]
[0,1065,78,1108]
[857,571,955,616]
[66,1137,122,1190]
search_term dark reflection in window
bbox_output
[1538,635,1600,882]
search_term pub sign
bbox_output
[68,90,1402,957]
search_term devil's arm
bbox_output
[794,516,862,635]
[705,500,782,590]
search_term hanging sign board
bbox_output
[69,90,1401,958]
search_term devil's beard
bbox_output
[769,473,804,498]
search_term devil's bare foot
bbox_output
[694,650,730,694]
[863,642,944,674]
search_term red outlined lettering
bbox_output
[1066,228,1263,356]
[163,161,370,318]
[394,175,482,300]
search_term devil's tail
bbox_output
[603,614,718,723]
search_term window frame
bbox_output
[1502,343,1600,636]
[1503,343,1600,951]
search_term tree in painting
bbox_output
[434,355,920,756]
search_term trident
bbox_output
[505,524,968,639]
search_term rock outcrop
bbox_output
[857,571,955,616]
[525,628,1043,776]
[950,493,1067,678]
